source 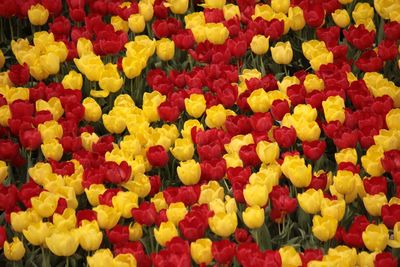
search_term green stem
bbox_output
[148,227,155,253]
[8,18,14,40]
[66,256,70,267]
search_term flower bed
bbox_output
[0,0,400,266]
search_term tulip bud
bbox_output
[312,215,338,242]
[154,221,179,246]
[288,6,306,31]
[83,97,102,122]
[205,23,229,45]
[205,104,227,128]
[191,238,213,265]
[62,70,83,90]
[128,14,145,33]
[184,93,206,118]
[362,224,389,252]
[177,159,201,185]
[279,246,302,267]
[4,237,26,261]
[23,221,53,246]
[242,205,265,229]
[0,160,7,184]
[271,41,293,65]
[156,38,175,61]
[41,139,64,161]
[332,9,350,28]
[28,4,49,26]
[93,205,121,230]
[165,0,189,14]
[128,222,143,241]
[46,229,79,256]
[31,191,59,218]
[250,35,270,55]
[77,220,103,251]
[208,212,237,238]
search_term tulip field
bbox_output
[1,0,400,266]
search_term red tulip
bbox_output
[131,202,158,226]
[146,145,169,167]
[212,240,236,264]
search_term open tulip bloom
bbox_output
[1,0,400,266]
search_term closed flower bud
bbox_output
[356,251,377,267]
[87,249,115,267]
[303,74,324,93]
[271,41,293,65]
[81,132,99,151]
[11,210,41,232]
[312,215,338,242]
[114,253,137,266]
[205,23,229,45]
[128,222,143,241]
[310,51,334,71]
[297,189,324,214]
[154,221,179,246]
[128,14,145,33]
[184,93,206,118]
[111,16,129,33]
[85,184,107,207]
[74,53,104,81]
[46,229,79,256]
[76,38,93,58]
[386,109,400,130]
[99,64,123,93]
[156,38,175,61]
[4,237,25,261]
[166,202,188,226]
[242,205,265,229]
[279,246,302,267]
[28,4,49,26]
[191,238,213,265]
[243,183,269,207]
[362,224,389,252]
[322,96,345,124]
[250,35,270,55]
[31,191,59,218]
[271,0,290,13]
[83,97,102,122]
[288,6,306,31]
[41,139,63,161]
[0,105,11,127]
[165,0,189,14]
[177,159,201,185]
[281,155,312,188]
[0,160,7,184]
[332,9,350,28]
[139,1,154,21]
[36,97,64,121]
[198,181,224,204]
[208,212,237,237]
[23,221,53,246]
[40,52,60,75]
[205,104,227,128]
[256,141,279,164]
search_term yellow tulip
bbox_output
[87,249,115,267]
[46,229,79,256]
[271,41,293,65]
[190,238,213,265]
[184,93,206,118]
[242,205,265,229]
[128,14,145,33]
[23,221,53,246]
[41,139,63,161]
[78,220,103,251]
[28,4,49,26]
[62,70,83,90]
[362,224,389,252]
[250,35,270,55]
[279,246,302,267]
[83,97,102,122]
[4,237,26,261]
[297,189,324,215]
[312,215,338,242]
[208,212,237,237]
[154,221,179,246]
[166,202,188,226]
[93,205,121,230]
[31,191,59,218]
[156,38,175,61]
[165,0,189,14]
[288,6,306,31]
[205,23,229,45]
[177,159,201,185]
[129,222,143,241]
[332,9,350,28]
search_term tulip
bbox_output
[386,109,400,130]
[0,49,4,69]
[114,253,137,266]
[205,104,227,128]
[256,141,279,164]
[0,160,7,184]
[223,4,240,20]
[271,41,293,64]
[332,9,350,28]
[99,64,124,93]
[250,35,270,55]
[46,229,79,256]
[312,215,338,241]
[166,202,188,226]
[41,139,63,161]
[321,198,346,221]
[111,16,129,33]
[31,191,59,218]
[242,205,265,229]
[288,6,306,31]
[139,1,154,21]
[363,193,388,217]
[102,114,126,134]
[208,212,237,238]
[191,238,213,265]
[23,221,53,246]
[170,138,194,161]
[62,70,83,90]
[4,237,25,261]
[83,97,102,122]
[335,148,358,165]
[362,224,389,252]
[87,249,115,267]
[243,183,269,207]
[28,4,49,26]
[156,38,175,61]
[76,38,93,58]
[356,251,378,267]
[165,0,189,14]
[297,189,324,214]
[184,93,206,118]
[279,246,302,267]
[128,222,143,241]
[10,209,41,233]
[205,23,229,45]
[177,160,201,185]
[128,14,145,33]
[112,191,139,219]
[93,205,121,230]
[36,97,64,121]
[154,221,179,246]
